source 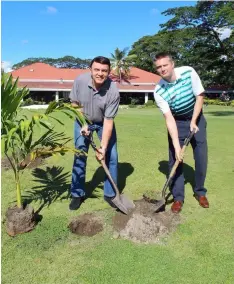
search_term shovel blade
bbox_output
[112,194,135,215]
[120,194,135,210]
[154,199,166,213]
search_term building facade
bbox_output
[11,63,161,105]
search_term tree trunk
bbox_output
[15,172,22,208]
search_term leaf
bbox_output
[32,115,40,128]
[44,101,58,115]
[7,127,17,147]
[19,120,25,141]
[25,132,33,151]
[30,151,36,162]
[1,73,29,122]
[49,116,65,126]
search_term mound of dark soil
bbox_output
[5,205,36,236]
[68,213,104,237]
[113,199,181,244]
[1,155,47,171]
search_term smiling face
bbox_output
[154,56,175,82]
[90,62,110,89]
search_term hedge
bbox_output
[204,98,234,107]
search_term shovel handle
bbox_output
[100,160,120,198]
[168,129,196,178]
[82,133,120,198]
[168,143,187,178]
[162,129,196,198]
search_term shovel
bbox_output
[153,129,196,212]
[83,133,135,215]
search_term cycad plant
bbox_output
[1,72,86,210]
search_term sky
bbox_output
[1,1,198,71]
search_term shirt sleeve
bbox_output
[69,77,79,102]
[191,68,205,96]
[104,87,120,120]
[154,87,170,114]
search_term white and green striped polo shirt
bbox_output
[154,66,204,119]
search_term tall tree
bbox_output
[160,1,234,86]
[110,48,137,83]
[129,1,234,87]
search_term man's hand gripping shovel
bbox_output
[144,129,196,213]
[81,131,135,215]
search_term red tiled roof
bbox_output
[11,62,160,82]
[11,62,160,92]
[11,63,87,80]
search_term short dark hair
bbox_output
[154,52,173,61]
[90,56,111,69]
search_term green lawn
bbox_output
[2,105,234,284]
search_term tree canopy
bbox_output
[129,1,234,87]
[12,2,233,87]
[109,47,137,82]
[12,56,91,70]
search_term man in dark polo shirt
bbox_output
[69,56,120,210]
[153,52,209,213]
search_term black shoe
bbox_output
[69,197,85,210]
[104,196,117,209]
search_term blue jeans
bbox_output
[168,114,208,201]
[70,119,118,198]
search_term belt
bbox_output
[174,116,192,121]
[174,112,203,121]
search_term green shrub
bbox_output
[204,98,232,106]
[145,99,156,107]
[218,101,231,106]
[145,99,154,106]
[204,98,216,105]
[20,97,34,106]
[128,104,137,108]
[130,98,140,105]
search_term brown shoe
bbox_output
[196,195,209,208]
[171,201,183,213]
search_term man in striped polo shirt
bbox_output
[153,52,209,213]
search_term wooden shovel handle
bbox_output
[161,129,195,198]
[168,144,187,178]
[100,160,120,198]
[169,129,196,178]
[82,134,120,198]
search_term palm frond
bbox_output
[1,73,29,122]
[44,101,89,125]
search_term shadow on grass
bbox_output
[22,166,99,214]
[118,162,134,193]
[83,162,134,195]
[22,166,73,213]
[158,161,195,203]
[23,162,134,213]
[207,111,234,117]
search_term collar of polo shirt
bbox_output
[88,75,109,93]
[161,68,183,88]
